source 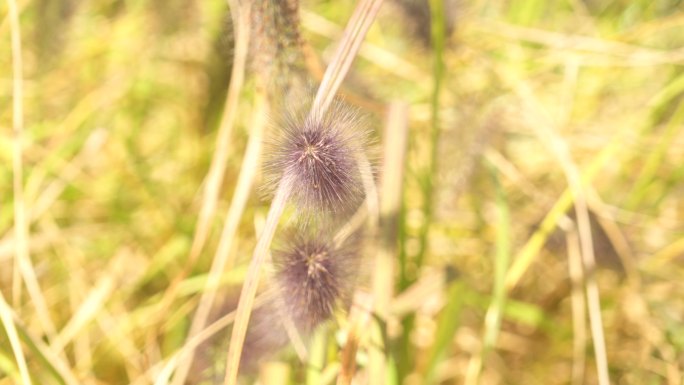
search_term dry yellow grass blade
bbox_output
[374,102,409,317]
[169,86,268,385]
[50,253,123,353]
[511,79,611,385]
[300,10,427,84]
[338,292,374,385]
[222,178,291,385]
[8,0,58,338]
[147,293,270,385]
[187,0,250,268]
[369,102,408,385]
[7,3,55,383]
[565,229,587,385]
[475,21,684,66]
[311,0,384,115]
[0,292,31,385]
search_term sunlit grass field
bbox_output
[2,0,684,384]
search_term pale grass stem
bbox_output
[337,292,374,385]
[512,80,611,385]
[464,165,511,385]
[150,293,270,385]
[160,1,250,380]
[7,0,35,383]
[185,0,250,278]
[374,102,408,318]
[566,229,588,385]
[311,0,384,115]
[369,102,409,385]
[169,91,269,385]
[0,294,30,385]
[223,179,292,385]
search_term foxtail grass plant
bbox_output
[223,1,383,383]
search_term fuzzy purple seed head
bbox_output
[274,232,358,332]
[264,99,370,218]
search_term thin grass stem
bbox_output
[222,179,292,385]
[464,164,511,385]
[187,0,250,269]
[151,293,269,385]
[311,0,384,115]
[566,229,587,385]
[0,291,31,385]
[170,87,269,385]
[8,0,59,344]
[414,0,445,277]
[512,80,611,385]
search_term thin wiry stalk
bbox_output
[271,266,309,362]
[187,0,250,269]
[513,81,610,385]
[9,0,58,343]
[0,292,31,385]
[9,312,80,385]
[223,179,292,385]
[153,0,250,359]
[337,292,373,385]
[169,90,269,385]
[464,165,511,385]
[311,0,384,116]
[566,230,587,385]
[369,102,409,385]
[374,102,408,317]
[151,293,270,385]
[414,0,446,279]
[577,210,611,385]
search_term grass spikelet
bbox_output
[264,98,371,220]
[274,230,359,332]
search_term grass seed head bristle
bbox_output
[264,98,370,220]
[274,231,359,332]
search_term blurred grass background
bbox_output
[2,0,684,384]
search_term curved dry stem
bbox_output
[153,0,251,354]
[513,81,610,385]
[188,0,251,268]
[150,293,270,385]
[332,152,378,248]
[311,0,384,115]
[0,291,31,385]
[170,92,269,385]
[8,1,57,378]
[223,179,292,385]
[566,229,587,385]
[9,0,57,339]
[333,203,367,248]
[271,278,309,362]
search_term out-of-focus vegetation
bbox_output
[1,0,684,384]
